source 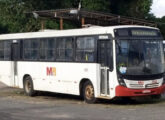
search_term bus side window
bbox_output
[76,36,95,62]
[0,41,11,61]
[31,40,39,60]
[4,41,11,60]
[40,38,56,61]
[40,39,47,60]
[65,39,73,61]
[56,37,73,61]
[0,41,4,60]
[23,39,39,60]
[47,38,56,61]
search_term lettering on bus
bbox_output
[47,67,56,76]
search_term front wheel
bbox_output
[83,81,97,103]
[23,76,36,96]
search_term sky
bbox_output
[151,0,165,18]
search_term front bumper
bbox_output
[115,84,165,97]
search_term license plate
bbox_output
[142,90,151,93]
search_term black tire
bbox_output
[23,76,36,96]
[83,81,97,104]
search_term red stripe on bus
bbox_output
[115,85,165,97]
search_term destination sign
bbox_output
[131,30,158,36]
[115,28,161,37]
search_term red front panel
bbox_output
[115,85,165,97]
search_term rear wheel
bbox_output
[83,81,97,103]
[23,76,35,96]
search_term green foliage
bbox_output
[156,16,165,39]
[0,0,80,33]
[82,0,110,12]
[45,20,59,30]
[0,23,8,33]
[0,0,164,37]
[0,0,41,33]
[110,0,152,18]
[158,25,165,39]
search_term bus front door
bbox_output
[98,40,112,96]
[11,41,20,87]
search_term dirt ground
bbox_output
[0,81,165,120]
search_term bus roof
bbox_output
[0,25,158,40]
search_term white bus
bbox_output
[0,25,165,103]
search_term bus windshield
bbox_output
[116,39,164,75]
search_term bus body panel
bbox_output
[0,61,13,86]
[17,62,101,96]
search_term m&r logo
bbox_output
[47,67,56,76]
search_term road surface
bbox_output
[0,82,165,120]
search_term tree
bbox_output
[82,0,110,12]
[0,0,41,33]
[0,0,158,34]
[0,23,8,33]
[110,0,152,19]
[0,0,62,33]
[156,16,165,38]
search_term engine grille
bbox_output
[129,83,159,89]
[145,83,159,88]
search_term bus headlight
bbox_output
[118,77,126,87]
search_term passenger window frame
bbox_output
[75,36,97,63]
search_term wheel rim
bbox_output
[25,80,32,93]
[85,84,94,100]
